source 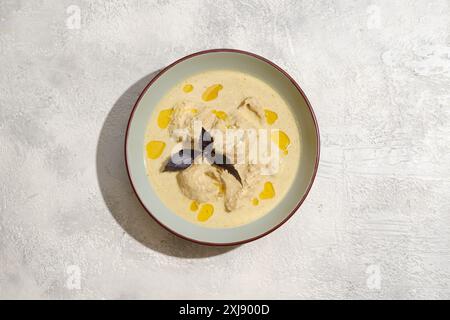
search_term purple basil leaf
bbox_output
[163,129,241,186]
[162,148,201,172]
[200,127,214,153]
[212,153,242,185]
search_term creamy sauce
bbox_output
[144,70,300,228]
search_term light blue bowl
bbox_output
[125,49,320,245]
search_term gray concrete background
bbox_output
[0,0,449,299]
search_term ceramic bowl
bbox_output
[125,49,320,245]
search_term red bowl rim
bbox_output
[124,48,320,246]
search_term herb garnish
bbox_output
[162,128,242,185]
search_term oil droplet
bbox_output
[183,84,194,93]
[213,182,225,195]
[202,84,223,101]
[271,130,291,155]
[264,109,278,125]
[259,182,275,200]
[191,108,199,114]
[212,109,228,121]
[157,109,173,129]
[146,141,166,159]
[190,200,199,211]
[197,203,214,222]
[252,198,259,206]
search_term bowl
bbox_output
[125,49,320,245]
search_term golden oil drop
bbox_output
[202,84,223,101]
[259,182,275,200]
[157,109,173,129]
[146,141,166,159]
[264,109,278,125]
[271,130,290,155]
[212,109,228,121]
[183,84,194,93]
[197,203,214,222]
[190,200,199,211]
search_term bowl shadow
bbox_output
[96,70,238,258]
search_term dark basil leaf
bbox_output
[162,148,201,172]
[200,127,214,152]
[162,128,241,186]
[211,153,242,185]
[202,143,215,163]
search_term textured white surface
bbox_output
[1,0,449,299]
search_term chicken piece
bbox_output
[168,101,218,143]
[171,97,278,213]
[196,107,218,132]
[219,169,243,212]
[168,101,197,141]
[176,164,222,203]
[236,97,265,126]
[239,163,263,187]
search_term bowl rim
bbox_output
[124,48,320,246]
